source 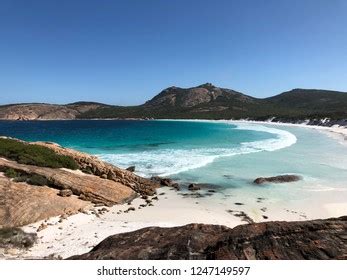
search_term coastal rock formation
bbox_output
[254,175,302,184]
[0,158,137,207]
[69,216,347,260]
[34,142,159,195]
[0,138,161,227]
[0,176,91,227]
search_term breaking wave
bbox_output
[98,122,297,177]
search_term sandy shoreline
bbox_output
[161,118,347,145]
[230,120,347,146]
[2,120,347,259]
[7,183,346,259]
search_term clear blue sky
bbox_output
[1,0,346,105]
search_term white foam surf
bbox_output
[98,122,297,177]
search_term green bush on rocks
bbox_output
[0,138,78,169]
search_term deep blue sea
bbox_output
[1,119,347,204]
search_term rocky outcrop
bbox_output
[254,175,302,184]
[0,176,91,227]
[0,158,137,207]
[0,137,163,227]
[34,142,159,196]
[69,216,347,260]
[0,138,161,227]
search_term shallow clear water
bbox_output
[1,119,347,202]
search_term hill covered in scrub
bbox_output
[1,84,347,121]
[0,102,109,120]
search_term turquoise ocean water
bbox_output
[1,120,347,204]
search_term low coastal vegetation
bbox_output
[2,167,50,186]
[0,138,78,169]
[0,228,37,249]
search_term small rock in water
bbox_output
[126,166,135,172]
[171,183,180,190]
[254,175,302,185]
[234,202,244,206]
[188,184,200,191]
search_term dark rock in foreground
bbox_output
[69,216,347,260]
[254,174,302,184]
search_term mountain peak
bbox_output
[196,83,216,89]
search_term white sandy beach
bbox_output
[11,182,347,259]
[2,121,347,260]
[230,120,347,145]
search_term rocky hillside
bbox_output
[0,102,108,120]
[67,84,347,120]
[1,84,347,120]
[69,216,347,260]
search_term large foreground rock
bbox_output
[0,158,136,207]
[69,216,347,260]
[0,177,91,227]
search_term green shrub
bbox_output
[4,168,18,178]
[0,228,37,248]
[27,174,49,186]
[0,138,78,170]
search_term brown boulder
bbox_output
[0,177,91,228]
[58,189,73,197]
[150,176,173,186]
